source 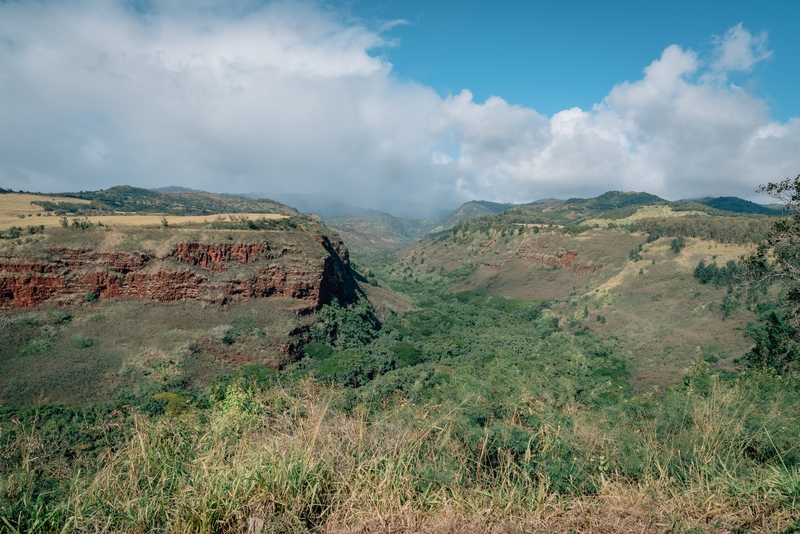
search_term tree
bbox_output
[741,174,800,372]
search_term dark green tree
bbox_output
[741,174,800,372]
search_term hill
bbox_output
[379,205,774,390]
[326,200,515,253]
[427,200,514,234]
[28,185,299,217]
[0,214,362,408]
[698,196,782,215]
[152,186,208,193]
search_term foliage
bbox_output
[669,235,686,253]
[0,225,43,240]
[2,370,800,532]
[310,299,380,349]
[633,216,771,244]
[740,174,800,372]
[693,259,740,289]
[209,214,311,232]
[70,334,93,349]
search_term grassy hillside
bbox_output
[2,253,800,532]
[0,216,352,409]
[21,185,299,217]
[383,209,772,390]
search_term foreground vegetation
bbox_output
[2,367,800,532]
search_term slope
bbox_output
[0,215,361,408]
[378,206,773,390]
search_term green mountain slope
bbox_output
[698,196,781,215]
[427,200,514,234]
[30,185,298,216]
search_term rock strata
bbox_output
[0,235,359,310]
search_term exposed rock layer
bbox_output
[0,235,359,310]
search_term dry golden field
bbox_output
[584,205,708,227]
[0,193,286,230]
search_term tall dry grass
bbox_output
[2,372,800,533]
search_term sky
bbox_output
[1,0,799,216]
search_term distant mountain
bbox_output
[248,192,454,220]
[325,211,432,253]
[324,190,781,254]
[427,200,515,234]
[566,191,665,210]
[698,197,781,216]
[249,192,368,219]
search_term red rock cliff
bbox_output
[0,235,360,310]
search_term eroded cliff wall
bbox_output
[0,228,360,310]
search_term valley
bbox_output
[1,185,799,533]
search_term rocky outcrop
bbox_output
[515,246,603,273]
[0,235,360,310]
[516,249,603,273]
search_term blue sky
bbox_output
[1,0,799,216]
[353,0,799,121]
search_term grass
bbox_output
[0,298,307,408]
[0,194,87,230]
[584,205,708,227]
[0,211,286,231]
[2,372,799,532]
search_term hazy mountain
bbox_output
[698,196,782,216]
[153,186,208,193]
[324,210,432,253]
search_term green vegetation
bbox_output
[699,196,782,215]
[0,225,44,239]
[3,186,800,531]
[633,216,771,244]
[669,236,686,253]
[694,259,740,288]
[29,185,297,216]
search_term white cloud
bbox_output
[425,31,798,203]
[712,22,772,72]
[0,4,797,211]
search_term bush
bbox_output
[71,334,93,349]
[670,236,686,254]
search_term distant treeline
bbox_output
[632,217,773,245]
[29,185,295,217]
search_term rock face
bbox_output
[0,233,360,310]
[515,247,603,274]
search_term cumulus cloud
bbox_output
[712,22,772,72]
[0,2,797,212]
[429,34,799,202]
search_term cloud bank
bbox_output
[1,1,798,213]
